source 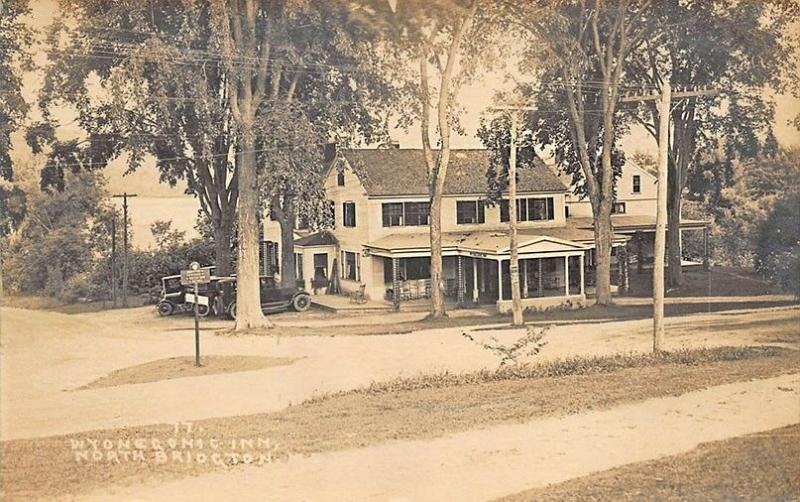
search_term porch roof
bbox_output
[294,231,338,247]
[365,226,628,257]
[569,215,710,232]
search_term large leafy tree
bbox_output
[2,169,110,296]
[352,0,497,317]
[211,0,390,327]
[0,0,33,238]
[34,0,389,328]
[33,0,239,281]
[248,3,390,289]
[504,0,650,305]
[626,0,799,287]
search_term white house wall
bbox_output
[564,162,658,218]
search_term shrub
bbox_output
[755,193,800,297]
[310,346,786,400]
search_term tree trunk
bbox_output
[666,150,685,287]
[234,131,270,330]
[667,188,682,287]
[429,188,446,317]
[594,201,613,305]
[278,197,297,288]
[213,212,233,277]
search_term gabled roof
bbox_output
[337,149,566,197]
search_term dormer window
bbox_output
[337,170,345,187]
[632,175,641,193]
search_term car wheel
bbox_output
[197,304,211,317]
[157,301,174,317]
[292,294,311,312]
[227,301,236,320]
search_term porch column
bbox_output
[497,259,504,301]
[392,257,400,312]
[703,226,710,270]
[564,255,570,296]
[538,258,543,296]
[457,255,465,306]
[617,246,627,294]
[636,231,644,273]
[579,253,585,296]
[623,245,630,292]
[472,258,479,302]
[522,259,528,298]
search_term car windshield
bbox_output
[163,277,182,292]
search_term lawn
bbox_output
[500,424,800,501]
[249,299,797,337]
[77,355,296,390]
[2,346,797,501]
[627,266,781,298]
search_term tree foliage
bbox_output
[0,0,33,180]
[626,0,799,286]
[2,169,111,297]
[755,192,800,297]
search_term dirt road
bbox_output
[1,305,798,440]
[78,374,800,501]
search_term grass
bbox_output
[627,266,781,298]
[243,300,797,338]
[499,424,800,501]
[0,294,147,314]
[308,346,787,399]
[76,355,296,390]
[2,346,797,501]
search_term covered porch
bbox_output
[365,231,592,312]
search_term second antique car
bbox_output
[215,275,312,319]
[155,267,216,317]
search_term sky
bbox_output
[11,0,800,200]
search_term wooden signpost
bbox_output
[180,262,211,367]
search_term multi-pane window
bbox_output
[500,197,555,222]
[382,203,403,227]
[456,200,485,224]
[313,253,328,279]
[382,201,430,227]
[343,201,356,227]
[612,202,627,214]
[342,251,359,281]
[632,175,641,193]
[404,202,430,226]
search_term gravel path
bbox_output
[80,374,800,501]
[2,305,797,440]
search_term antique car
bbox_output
[155,267,216,317]
[218,276,312,319]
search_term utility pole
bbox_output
[652,81,671,352]
[112,192,137,307]
[111,214,117,308]
[507,114,524,325]
[491,105,534,326]
[621,84,718,352]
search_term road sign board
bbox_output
[181,268,211,286]
[185,293,209,306]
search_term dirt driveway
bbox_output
[1,304,797,440]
